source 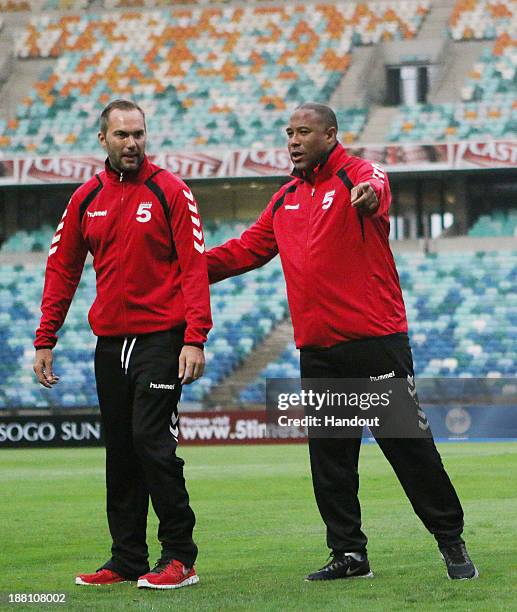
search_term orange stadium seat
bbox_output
[2,1,433,154]
[450,0,515,40]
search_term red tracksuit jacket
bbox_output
[207,143,407,349]
[35,157,212,349]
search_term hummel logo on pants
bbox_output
[94,328,197,579]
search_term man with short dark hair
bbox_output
[34,99,212,589]
[207,102,478,581]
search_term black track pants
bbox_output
[300,333,465,554]
[94,329,197,579]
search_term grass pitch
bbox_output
[1,442,516,611]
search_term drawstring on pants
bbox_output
[120,337,137,374]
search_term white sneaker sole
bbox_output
[75,577,126,586]
[356,571,374,578]
[137,575,199,589]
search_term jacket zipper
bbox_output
[118,172,126,331]
[306,182,316,336]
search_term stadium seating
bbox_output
[2,241,516,410]
[469,210,517,237]
[0,0,26,9]
[1,1,431,154]
[0,220,289,409]
[3,0,516,413]
[103,0,296,5]
[0,225,55,253]
[241,250,517,403]
[387,94,516,142]
[0,260,97,409]
[461,36,516,104]
[239,343,299,405]
[387,0,516,142]
[190,258,288,402]
[388,48,515,141]
[0,0,89,11]
[449,0,516,41]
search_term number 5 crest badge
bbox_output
[322,190,335,210]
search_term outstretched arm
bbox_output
[351,161,391,217]
[207,203,278,283]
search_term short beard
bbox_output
[109,155,143,174]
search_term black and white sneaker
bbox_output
[440,542,479,580]
[305,552,373,581]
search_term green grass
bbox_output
[1,442,516,611]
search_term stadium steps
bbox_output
[329,46,377,109]
[0,55,54,122]
[208,316,294,409]
[417,0,453,40]
[358,106,400,144]
[0,27,14,120]
[430,41,486,104]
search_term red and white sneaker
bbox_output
[137,559,199,590]
[75,568,126,586]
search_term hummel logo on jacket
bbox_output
[207,143,407,348]
[35,156,212,349]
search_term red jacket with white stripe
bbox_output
[207,143,407,349]
[35,157,212,349]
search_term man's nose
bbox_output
[126,135,136,148]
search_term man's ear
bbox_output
[98,131,107,150]
[326,126,337,142]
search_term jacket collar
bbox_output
[104,155,153,183]
[290,142,348,184]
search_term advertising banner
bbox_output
[0,413,103,448]
[1,379,516,447]
[1,140,515,185]
[0,410,305,448]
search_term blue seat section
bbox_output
[3,248,516,409]
[239,343,299,405]
[184,218,289,402]
[0,219,245,254]
[0,225,55,253]
[183,261,287,402]
[0,220,288,408]
[241,250,517,403]
[0,262,98,410]
[469,210,517,237]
